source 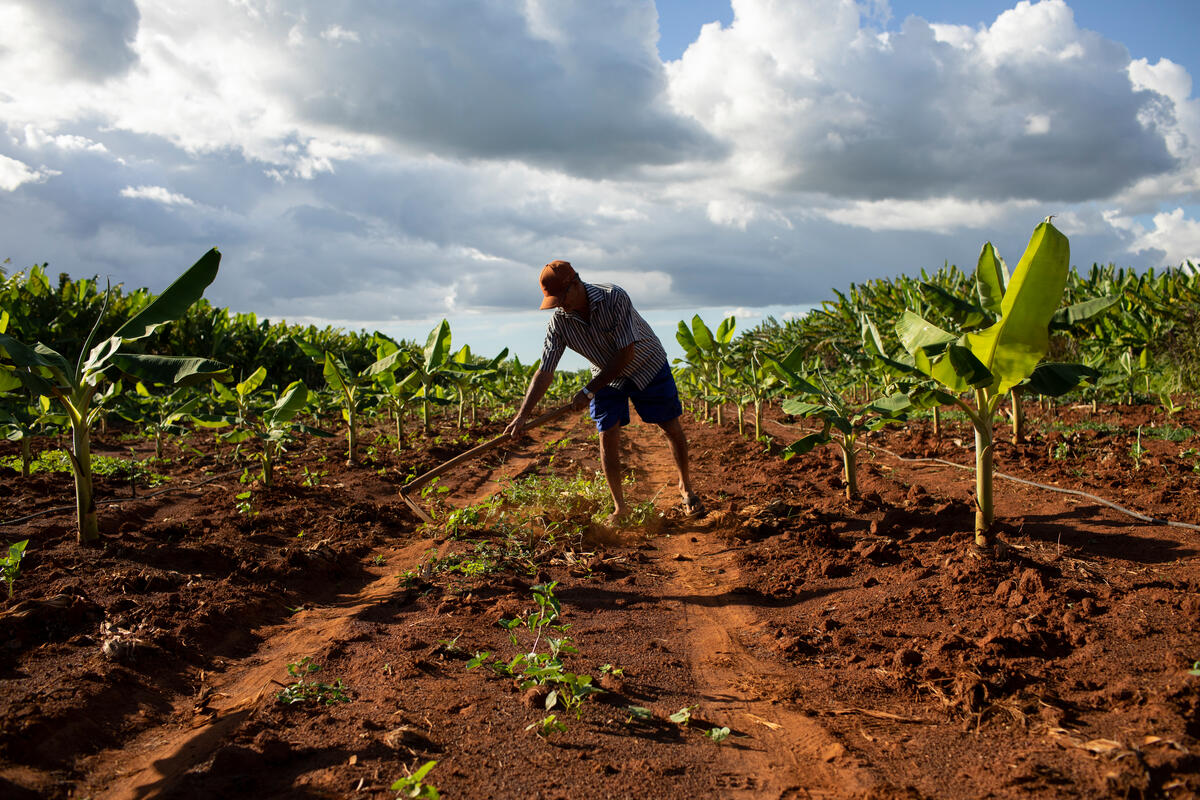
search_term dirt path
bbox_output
[627,421,878,799]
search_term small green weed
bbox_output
[300,466,327,487]
[234,491,257,517]
[1130,426,1145,470]
[706,726,731,743]
[669,705,697,725]
[469,583,600,731]
[391,760,439,799]
[427,541,500,577]
[2,540,29,599]
[0,450,168,486]
[1144,424,1195,443]
[625,705,654,722]
[420,477,450,500]
[526,714,568,738]
[275,657,351,706]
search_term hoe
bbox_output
[398,403,575,524]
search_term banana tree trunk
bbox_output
[262,441,275,488]
[457,395,465,429]
[20,439,31,477]
[68,405,99,545]
[932,406,941,438]
[753,399,763,440]
[837,440,858,500]
[1011,389,1025,444]
[715,373,725,426]
[736,404,745,437]
[346,406,358,464]
[394,410,405,453]
[974,395,996,549]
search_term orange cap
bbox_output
[539,260,577,309]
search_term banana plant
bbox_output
[895,218,1093,549]
[365,338,420,452]
[116,383,206,461]
[0,392,60,477]
[676,315,736,425]
[727,345,782,440]
[372,320,457,433]
[0,249,228,544]
[444,344,509,429]
[769,349,913,500]
[294,339,375,464]
[212,369,321,488]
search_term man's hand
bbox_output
[571,390,591,411]
[504,413,529,438]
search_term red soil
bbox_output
[0,400,1197,799]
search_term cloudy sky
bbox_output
[2,0,1198,365]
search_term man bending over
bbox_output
[504,260,702,522]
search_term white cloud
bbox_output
[0,0,1196,336]
[119,185,195,206]
[0,154,58,191]
[1112,207,1200,267]
[706,198,757,230]
[1025,114,1051,135]
[22,126,108,153]
[666,0,1176,202]
[319,25,360,44]
[822,197,1038,233]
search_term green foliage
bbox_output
[0,249,228,544]
[769,355,913,500]
[669,705,697,725]
[391,760,440,799]
[275,657,351,706]
[210,369,323,487]
[0,449,168,486]
[894,219,1088,547]
[706,726,731,743]
[469,583,600,731]
[2,539,29,599]
[525,714,568,738]
[676,314,737,424]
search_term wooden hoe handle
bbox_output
[398,403,576,523]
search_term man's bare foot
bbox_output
[606,504,630,526]
[681,492,704,518]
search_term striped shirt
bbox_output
[540,282,668,390]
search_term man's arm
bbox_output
[505,367,555,437]
[584,342,636,397]
[504,342,637,438]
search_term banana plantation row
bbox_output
[2,220,1197,551]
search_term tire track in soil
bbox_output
[627,421,879,799]
[80,418,577,800]
[82,537,436,800]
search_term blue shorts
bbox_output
[590,362,683,432]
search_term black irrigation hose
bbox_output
[0,469,242,527]
[762,418,1200,534]
[867,445,1200,534]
